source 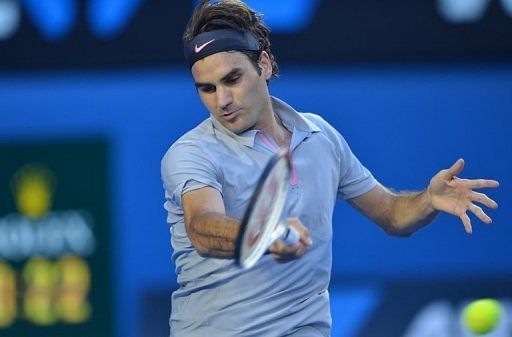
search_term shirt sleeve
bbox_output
[161,141,222,224]
[335,131,377,200]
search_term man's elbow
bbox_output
[188,233,232,258]
[185,223,211,257]
[382,221,413,238]
[189,235,212,257]
[195,246,212,257]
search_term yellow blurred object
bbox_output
[23,258,57,325]
[56,294,91,323]
[24,295,57,325]
[1,256,93,326]
[57,255,91,289]
[23,258,57,287]
[11,164,55,219]
[463,299,502,335]
[56,255,91,323]
[0,261,17,327]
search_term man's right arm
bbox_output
[182,185,312,260]
[182,186,240,258]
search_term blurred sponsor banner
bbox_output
[1,0,512,70]
[138,279,512,337]
[0,140,113,336]
[350,279,512,337]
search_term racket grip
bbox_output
[281,225,300,245]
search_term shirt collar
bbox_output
[210,115,257,147]
[209,96,321,148]
[271,96,321,134]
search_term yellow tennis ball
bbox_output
[463,299,502,335]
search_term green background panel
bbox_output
[0,140,113,337]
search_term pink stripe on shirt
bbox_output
[257,132,298,186]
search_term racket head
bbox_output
[235,149,292,269]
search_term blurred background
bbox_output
[0,1,511,336]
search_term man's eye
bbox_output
[200,86,215,93]
[226,76,240,84]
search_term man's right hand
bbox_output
[267,218,312,263]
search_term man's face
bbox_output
[191,51,272,134]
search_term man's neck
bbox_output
[259,108,290,149]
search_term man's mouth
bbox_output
[222,108,241,121]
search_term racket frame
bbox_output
[234,149,292,269]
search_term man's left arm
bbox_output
[348,159,499,236]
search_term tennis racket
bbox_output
[235,149,300,269]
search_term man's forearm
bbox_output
[388,190,439,236]
[186,211,240,258]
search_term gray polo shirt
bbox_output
[161,96,377,337]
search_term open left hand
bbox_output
[427,159,499,234]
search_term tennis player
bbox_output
[161,1,499,336]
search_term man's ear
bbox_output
[259,51,272,80]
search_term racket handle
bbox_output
[281,225,300,245]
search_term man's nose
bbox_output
[217,86,233,111]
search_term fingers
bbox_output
[287,218,313,246]
[434,160,499,234]
[444,160,499,190]
[447,158,465,177]
[268,239,307,262]
[460,212,472,234]
[471,191,499,209]
[459,201,494,234]
[268,218,312,263]
[468,202,492,224]
[464,179,500,189]
[268,236,307,256]
[447,176,499,188]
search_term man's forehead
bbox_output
[191,51,249,80]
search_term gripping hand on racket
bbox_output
[267,218,312,263]
[427,158,499,234]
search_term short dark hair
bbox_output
[183,0,279,82]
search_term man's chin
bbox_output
[222,120,252,135]
[212,114,254,134]
[231,125,251,135]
